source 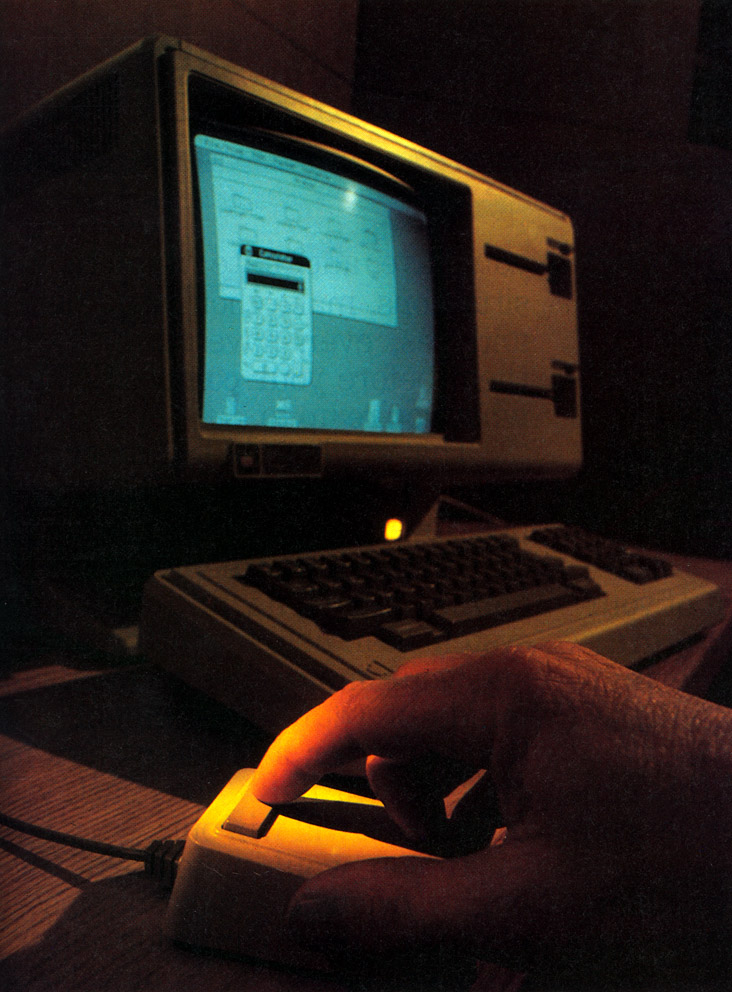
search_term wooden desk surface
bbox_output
[2,553,731,992]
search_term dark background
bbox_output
[2,0,731,556]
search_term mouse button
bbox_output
[222,787,279,839]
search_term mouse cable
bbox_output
[0,810,185,888]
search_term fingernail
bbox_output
[285,892,344,949]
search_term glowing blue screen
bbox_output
[195,134,435,434]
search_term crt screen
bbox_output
[194,133,436,434]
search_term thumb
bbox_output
[283,841,568,970]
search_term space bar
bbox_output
[431,584,579,636]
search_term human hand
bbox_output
[251,644,732,984]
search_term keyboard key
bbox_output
[431,583,580,637]
[379,618,442,650]
[328,604,395,639]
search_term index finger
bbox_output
[249,686,367,804]
[249,653,508,805]
[249,676,422,804]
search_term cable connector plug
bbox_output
[144,838,186,888]
[0,810,187,890]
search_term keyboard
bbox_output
[140,525,725,733]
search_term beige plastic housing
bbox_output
[165,768,433,969]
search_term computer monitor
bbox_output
[194,129,436,449]
[3,36,581,554]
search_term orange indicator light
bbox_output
[384,518,403,541]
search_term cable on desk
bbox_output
[0,810,185,887]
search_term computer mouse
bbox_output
[165,768,435,970]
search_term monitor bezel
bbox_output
[162,54,483,481]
